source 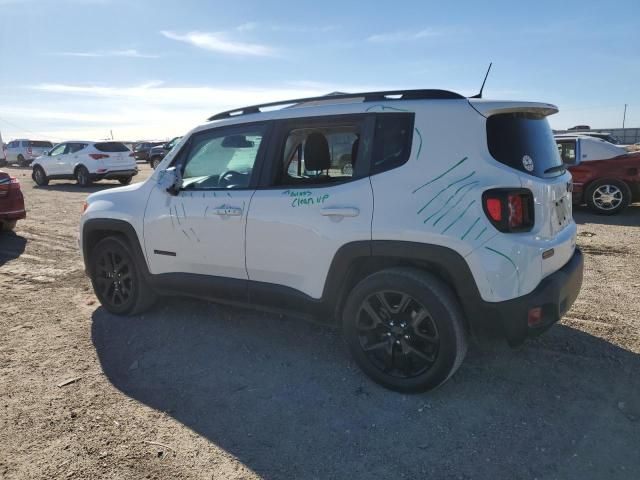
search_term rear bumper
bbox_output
[91,169,138,180]
[480,248,584,345]
[0,208,26,221]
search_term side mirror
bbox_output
[157,166,182,196]
[44,150,50,156]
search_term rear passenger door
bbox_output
[245,114,375,302]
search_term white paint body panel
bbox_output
[246,179,374,298]
[33,141,136,177]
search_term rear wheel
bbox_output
[32,166,49,186]
[89,236,156,315]
[119,176,133,185]
[76,166,91,187]
[585,179,631,215]
[17,155,26,167]
[1,220,17,232]
[342,268,467,393]
[0,159,7,167]
[150,157,162,169]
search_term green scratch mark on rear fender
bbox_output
[485,246,520,292]
[421,176,477,219]
[414,128,423,159]
[474,226,488,241]
[441,200,476,234]
[461,217,481,240]
[412,157,468,194]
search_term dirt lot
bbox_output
[1,163,639,480]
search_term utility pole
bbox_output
[110,129,114,140]
[623,104,627,129]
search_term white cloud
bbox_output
[160,30,276,57]
[366,28,445,43]
[56,49,159,58]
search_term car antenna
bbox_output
[470,62,492,99]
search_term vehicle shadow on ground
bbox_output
[34,182,125,194]
[0,231,27,266]
[574,204,640,227]
[92,299,640,479]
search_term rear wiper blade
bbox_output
[544,164,567,174]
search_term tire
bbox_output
[585,179,631,215]
[1,220,17,232]
[150,157,162,169]
[0,159,7,167]
[17,155,26,167]
[76,166,91,187]
[32,166,49,186]
[342,267,468,393]
[119,177,133,185]
[89,236,157,315]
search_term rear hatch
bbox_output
[474,101,573,239]
[94,142,135,170]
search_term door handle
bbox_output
[212,205,243,216]
[320,207,360,217]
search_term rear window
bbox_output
[29,141,53,148]
[487,113,564,177]
[95,142,130,153]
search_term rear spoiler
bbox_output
[468,99,558,118]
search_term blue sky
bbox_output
[0,0,638,141]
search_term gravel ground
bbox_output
[1,163,639,480]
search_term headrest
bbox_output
[304,132,330,171]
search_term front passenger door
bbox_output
[42,143,67,175]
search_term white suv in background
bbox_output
[5,139,54,167]
[79,89,583,392]
[32,141,138,187]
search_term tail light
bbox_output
[89,153,109,160]
[482,189,534,232]
[0,176,19,197]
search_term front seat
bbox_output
[303,132,331,178]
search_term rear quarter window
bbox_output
[94,142,130,153]
[29,141,54,148]
[371,113,415,174]
[487,113,564,177]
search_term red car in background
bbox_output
[0,170,26,232]
[556,135,640,215]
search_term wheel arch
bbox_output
[82,218,151,279]
[324,241,485,333]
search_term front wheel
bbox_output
[585,179,631,215]
[32,166,49,186]
[76,166,91,187]
[342,268,467,393]
[119,176,133,185]
[89,236,156,315]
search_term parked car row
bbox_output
[555,134,640,215]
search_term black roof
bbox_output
[208,89,464,121]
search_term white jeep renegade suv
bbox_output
[79,89,583,392]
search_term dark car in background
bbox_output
[148,136,182,169]
[132,141,163,162]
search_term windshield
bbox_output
[487,112,564,177]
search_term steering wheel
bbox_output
[218,170,243,188]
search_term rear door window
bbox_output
[487,113,564,177]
